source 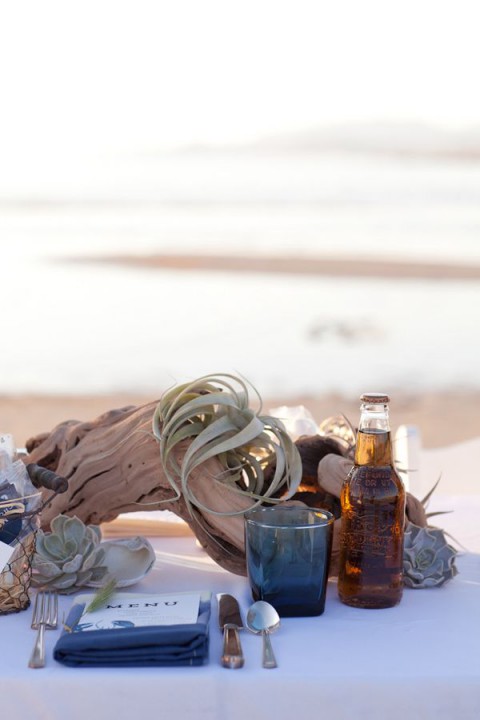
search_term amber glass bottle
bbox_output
[338,393,406,608]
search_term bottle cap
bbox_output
[360,393,390,404]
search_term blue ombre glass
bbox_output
[245,506,334,617]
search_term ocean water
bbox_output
[1,149,479,397]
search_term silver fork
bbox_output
[28,592,58,669]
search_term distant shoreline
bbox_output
[3,390,480,450]
[71,254,480,280]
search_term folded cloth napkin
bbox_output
[54,594,211,667]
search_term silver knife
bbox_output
[217,593,245,668]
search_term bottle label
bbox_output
[344,508,400,559]
[342,468,403,565]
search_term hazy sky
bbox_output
[1,2,479,397]
[1,0,479,164]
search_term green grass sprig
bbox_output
[84,578,118,614]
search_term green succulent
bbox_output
[32,515,108,592]
[403,522,458,588]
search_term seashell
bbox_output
[85,536,156,588]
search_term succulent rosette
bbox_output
[403,522,458,588]
[32,515,107,592]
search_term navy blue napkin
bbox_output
[53,595,211,667]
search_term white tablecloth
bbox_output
[1,492,479,720]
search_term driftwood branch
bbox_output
[25,401,252,575]
[24,402,426,579]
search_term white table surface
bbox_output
[1,491,479,720]
[0,439,480,720]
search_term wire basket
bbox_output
[0,517,39,614]
[0,464,68,615]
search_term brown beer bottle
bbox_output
[338,393,406,608]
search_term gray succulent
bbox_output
[32,515,108,592]
[403,521,458,588]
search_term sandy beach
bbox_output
[75,253,480,280]
[3,252,479,451]
[2,389,479,451]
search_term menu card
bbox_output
[71,591,201,632]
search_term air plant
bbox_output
[152,373,302,518]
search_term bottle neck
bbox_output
[354,402,393,466]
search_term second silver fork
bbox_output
[28,591,58,669]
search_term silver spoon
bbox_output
[246,601,280,669]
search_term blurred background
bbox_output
[1,0,480,445]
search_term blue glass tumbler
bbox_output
[245,506,334,617]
